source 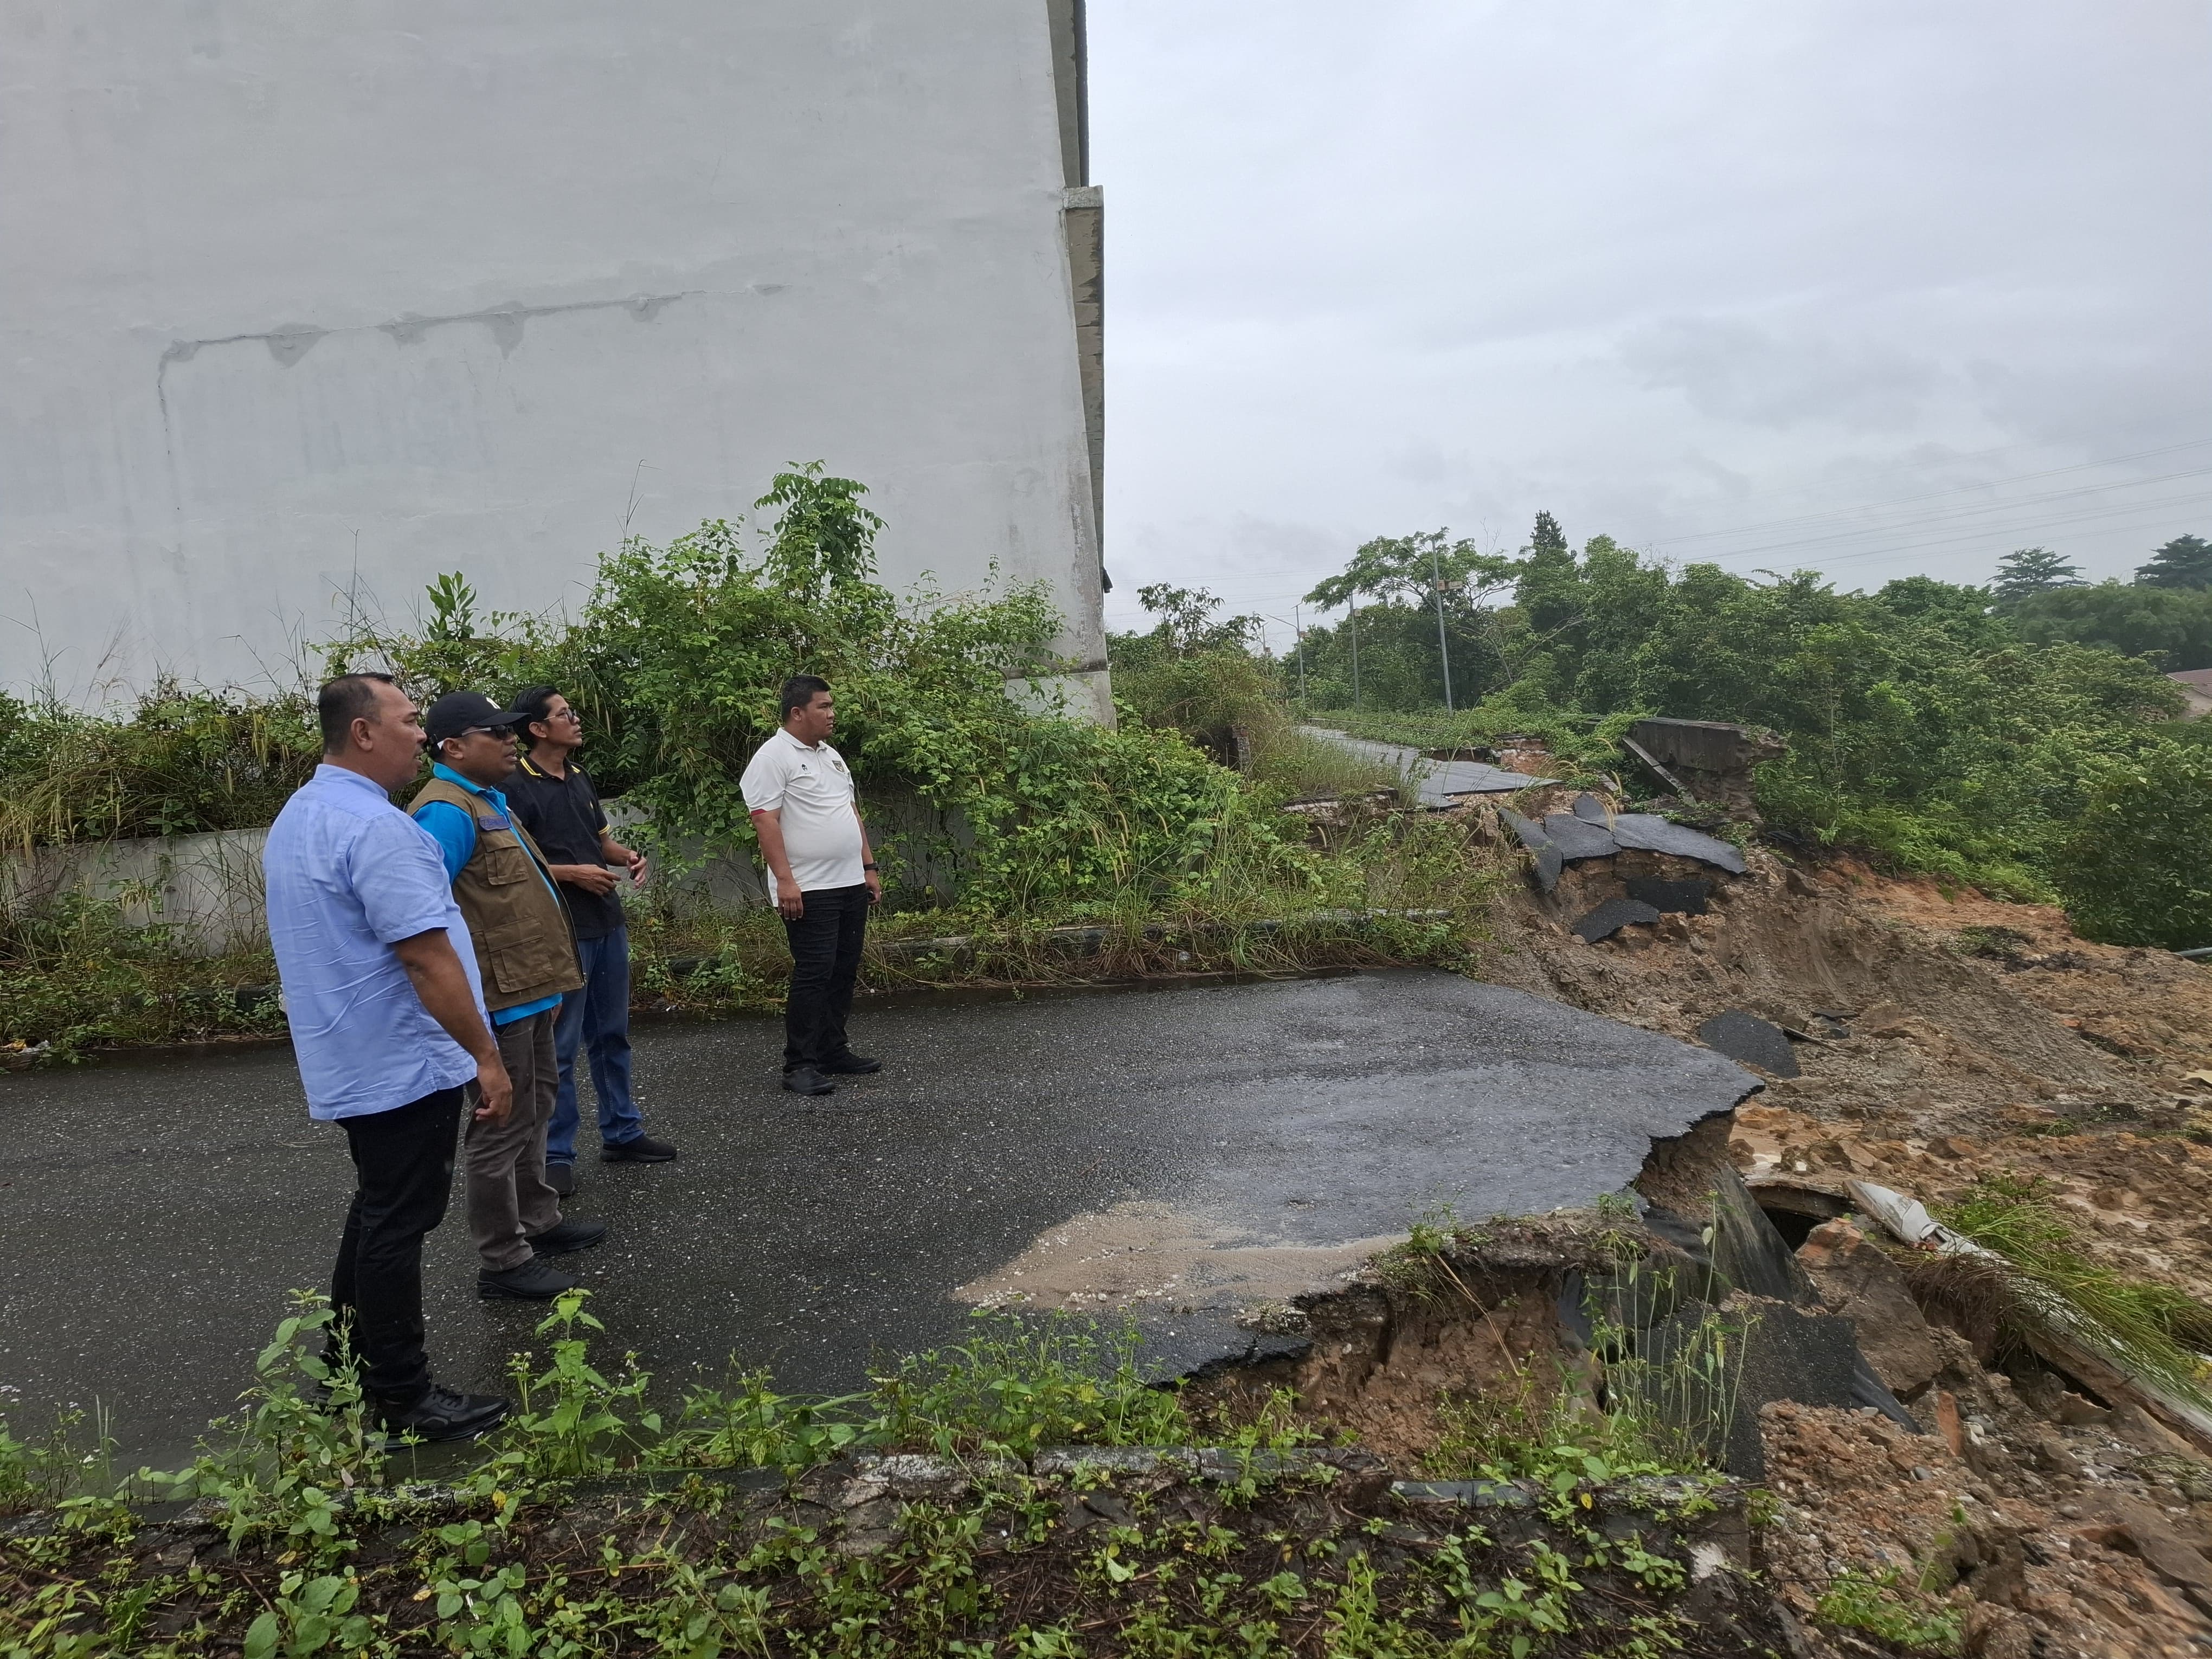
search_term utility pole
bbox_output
[1348,600,1360,710]
[1294,604,1307,712]
[1430,542,1456,715]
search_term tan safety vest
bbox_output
[408,777,583,1014]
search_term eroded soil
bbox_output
[1461,819,2212,1655]
[1473,829,2212,1301]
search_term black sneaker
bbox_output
[375,1384,509,1443]
[544,1162,576,1198]
[528,1218,609,1256]
[782,1066,837,1096]
[478,1258,578,1301]
[821,1052,882,1075]
[601,1134,677,1164]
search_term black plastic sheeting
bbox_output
[1571,898,1663,943]
[1561,1163,1920,1478]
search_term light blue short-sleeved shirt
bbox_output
[263,764,488,1121]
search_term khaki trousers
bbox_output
[466,1009,563,1271]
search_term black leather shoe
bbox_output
[601,1134,677,1163]
[782,1066,837,1096]
[375,1384,509,1443]
[478,1259,578,1301]
[544,1162,576,1197]
[821,1052,882,1075]
[528,1218,608,1256]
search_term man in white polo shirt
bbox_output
[739,676,883,1096]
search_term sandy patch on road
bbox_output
[955,1200,1400,1318]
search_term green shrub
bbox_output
[0,683,316,850]
[866,1313,1191,1458]
[0,894,283,1059]
[2049,742,2212,949]
[1815,1567,1965,1654]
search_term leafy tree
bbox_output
[2012,581,2212,671]
[2050,742,2212,949]
[1295,530,1521,713]
[2134,533,2212,590]
[1107,588,1283,755]
[1514,512,1581,639]
[1303,531,1513,612]
[1991,547,2081,605]
[1122,586,1261,661]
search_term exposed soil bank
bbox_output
[1441,821,2212,1655]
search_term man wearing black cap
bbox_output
[411,691,607,1301]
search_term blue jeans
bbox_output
[546,927,644,1163]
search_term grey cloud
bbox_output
[1092,0,2212,609]
[1619,317,1941,433]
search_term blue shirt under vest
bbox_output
[410,763,564,1027]
[263,764,487,1122]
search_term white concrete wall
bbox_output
[0,2,1106,710]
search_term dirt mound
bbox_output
[1465,821,2212,1302]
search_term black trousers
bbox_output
[782,883,871,1071]
[331,1086,463,1406]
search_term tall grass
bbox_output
[0,684,317,851]
[1250,728,1405,801]
[1933,1174,2212,1407]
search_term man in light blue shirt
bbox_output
[262,673,512,1443]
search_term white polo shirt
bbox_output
[740,727,866,898]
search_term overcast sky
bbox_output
[1088,1,2212,644]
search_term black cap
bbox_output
[423,690,532,749]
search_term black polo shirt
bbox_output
[503,754,623,940]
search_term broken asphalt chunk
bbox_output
[1572,898,1662,943]
[1608,814,1748,873]
[1625,876,1711,915]
[1500,807,1564,892]
[1541,812,1621,860]
[1697,1009,1801,1078]
[1572,792,1611,824]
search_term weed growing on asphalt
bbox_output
[650,1369,873,1476]
[0,1395,115,1519]
[137,1293,383,1559]
[496,1290,660,1481]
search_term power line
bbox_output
[1644,436,2212,548]
[1709,490,2212,571]
[1680,471,2212,561]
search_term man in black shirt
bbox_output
[504,687,677,1192]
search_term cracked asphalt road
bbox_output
[0,969,1754,1464]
